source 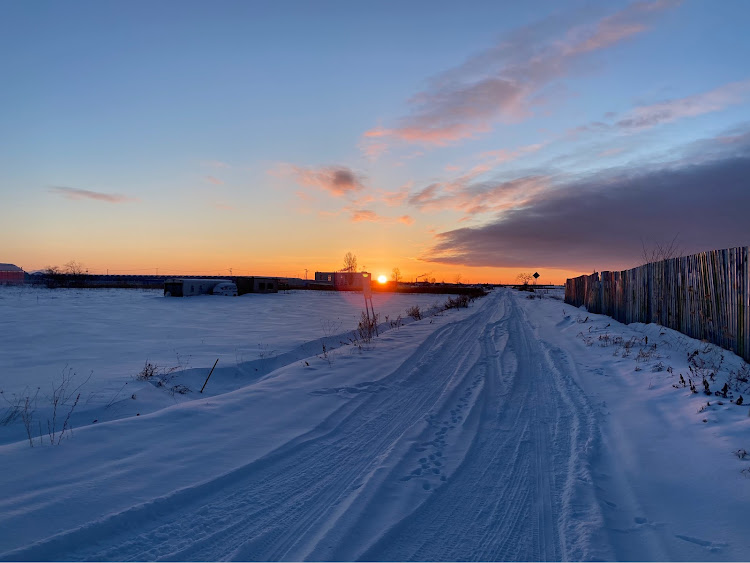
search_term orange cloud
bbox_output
[49,186,138,204]
[351,209,380,222]
[347,208,415,225]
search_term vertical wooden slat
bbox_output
[564,246,750,361]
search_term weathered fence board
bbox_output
[564,246,750,363]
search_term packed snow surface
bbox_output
[1,286,749,561]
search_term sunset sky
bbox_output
[2,0,749,284]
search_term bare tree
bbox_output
[391,267,402,283]
[63,260,85,275]
[43,265,64,288]
[640,234,682,265]
[516,272,533,285]
[453,273,462,284]
[342,252,358,273]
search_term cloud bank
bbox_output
[422,133,750,271]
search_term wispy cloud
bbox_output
[358,139,389,161]
[351,209,380,222]
[409,175,549,219]
[422,127,750,270]
[616,80,750,130]
[379,182,412,207]
[200,160,230,168]
[597,147,625,157]
[49,186,138,204]
[280,164,367,197]
[204,175,224,185]
[362,0,677,149]
[347,208,415,225]
[404,142,549,219]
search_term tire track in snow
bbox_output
[0,292,504,562]
[358,291,605,562]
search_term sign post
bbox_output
[361,273,378,336]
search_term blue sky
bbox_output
[2,0,749,282]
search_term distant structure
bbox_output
[235,276,279,295]
[164,276,279,297]
[0,263,24,284]
[314,271,371,291]
[164,278,234,297]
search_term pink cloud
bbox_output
[398,215,415,225]
[359,139,389,161]
[409,175,550,219]
[362,1,677,147]
[379,182,412,207]
[49,186,138,204]
[204,176,224,185]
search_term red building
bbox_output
[0,263,24,284]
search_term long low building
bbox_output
[164,276,279,297]
[164,278,234,297]
[0,263,24,284]
[314,271,371,291]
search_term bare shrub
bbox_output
[136,362,159,381]
[444,295,470,309]
[357,310,379,344]
[406,305,422,320]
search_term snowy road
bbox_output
[2,288,749,561]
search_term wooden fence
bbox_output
[565,247,750,362]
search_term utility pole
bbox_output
[304,268,308,280]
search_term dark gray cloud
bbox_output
[285,164,367,197]
[422,134,750,271]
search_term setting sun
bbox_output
[377,275,387,284]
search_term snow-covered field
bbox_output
[1,286,749,561]
[0,286,453,439]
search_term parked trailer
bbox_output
[164,278,236,297]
